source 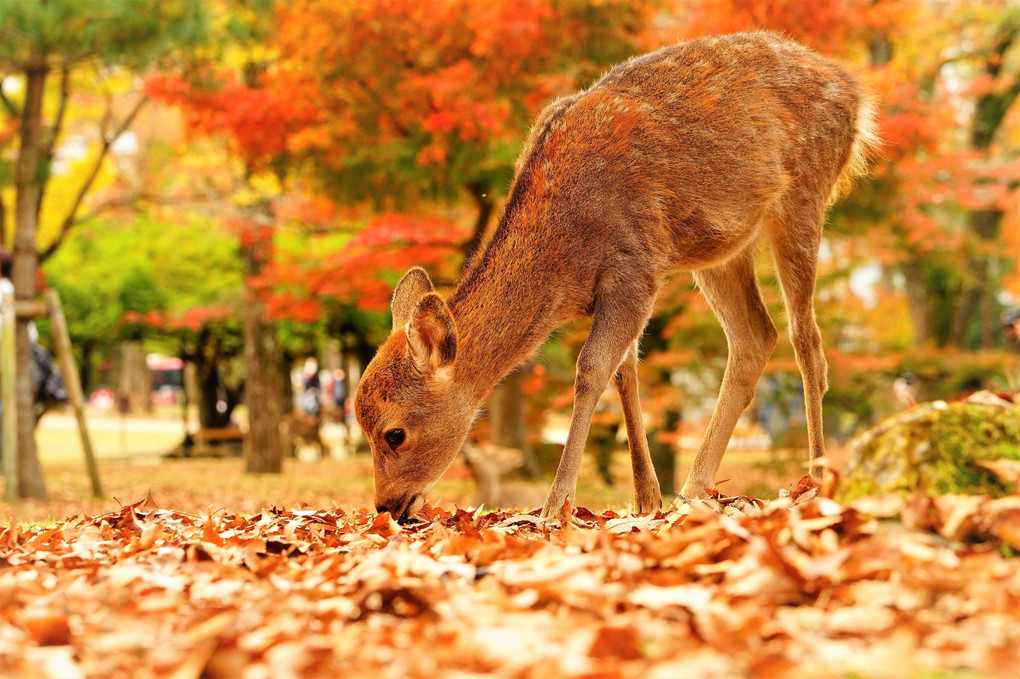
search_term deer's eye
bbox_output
[383,428,406,451]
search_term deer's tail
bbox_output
[830,92,881,204]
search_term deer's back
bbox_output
[453,33,868,326]
[506,32,864,281]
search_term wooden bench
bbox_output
[192,427,246,445]
[166,427,245,458]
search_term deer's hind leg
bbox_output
[679,247,778,499]
[765,203,829,480]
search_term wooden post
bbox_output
[45,289,103,497]
[2,292,17,501]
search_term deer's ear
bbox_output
[405,293,457,372]
[391,267,434,331]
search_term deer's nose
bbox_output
[376,494,414,523]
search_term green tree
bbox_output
[0,0,206,498]
[146,0,304,474]
[43,214,242,393]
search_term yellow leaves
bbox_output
[36,144,115,242]
[230,172,281,207]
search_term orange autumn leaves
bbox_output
[145,0,660,321]
[262,214,471,320]
[148,0,625,172]
[2,479,1018,677]
[145,0,1020,326]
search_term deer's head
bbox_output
[354,267,474,523]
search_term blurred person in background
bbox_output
[331,368,347,421]
[1003,309,1020,352]
[0,250,67,425]
[299,357,321,417]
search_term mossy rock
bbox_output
[839,397,1020,501]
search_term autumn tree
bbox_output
[273,0,664,459]
[147,0,326,473]
[277,0,662,250]
[0,0,205,498]
[926,5,1018,347]
[43,212,243,430]
[671,0,1019,348]
[832,0,1020,349]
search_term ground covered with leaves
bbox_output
[2,477,1019,679]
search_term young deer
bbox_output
[355,32,879,522]
[461,441,548,510]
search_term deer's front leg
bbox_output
[542,287,654,518]
[613,341,661,514]
[541,358,613,518]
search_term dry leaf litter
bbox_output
[1,472,1019,678]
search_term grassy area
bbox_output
[30,406,189,466]
[1,437,834,524]
[7,406,839,524]
[36,424,185,465]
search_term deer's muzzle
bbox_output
[375,493,418,524]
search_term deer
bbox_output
[280,410,327,459]
[461,441,548,511]
[354,31,879,523]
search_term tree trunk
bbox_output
[0,186,6,246]
[489,371,526,447]
[116,341,152,414]
[280,348,296,413]
[78,339,94,396]
[241,215,284,473]
[901,258,932,346]
[462,182,494,262]
[182,329,241,430]
[949,25,1019,348]
[488,369,537,476]
[647,409,680,497]
[11,63,49,499]
[949,211,1004,349]
[196,360,233,429]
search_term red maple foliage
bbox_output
[144,68,318,171]
[258,213,470,320]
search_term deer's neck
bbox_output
[447,227,561,404]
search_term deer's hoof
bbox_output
[678,481,711,500]
[671,495,713,512]
[635,489,662,515]
[540,489,572,520]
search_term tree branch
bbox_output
[0,86,17,117]
[42,66,70,166]
[37,95,148,264]
[33,66,72,224]
[971,26,1020,150]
